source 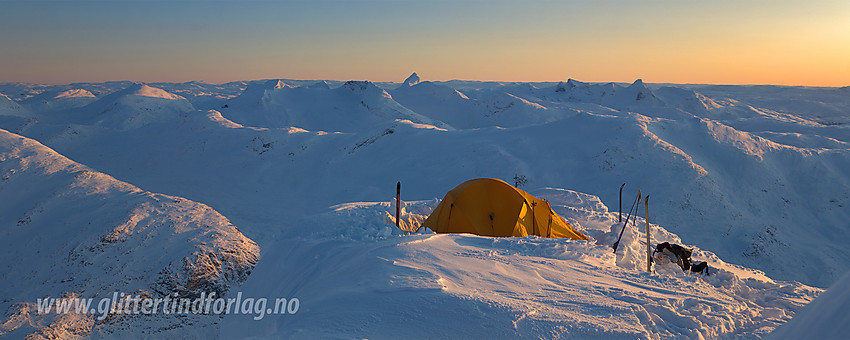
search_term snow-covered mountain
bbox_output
[0,129,259,338]
[0,93,31,117]
[76,83,195,130]
[400,72,421,87]
[654,86,723,114]
[149,80,247,111]
[6,78,849,288]
[220,79,447,132]
[1,76,848,338]
[20,89,97,114]
[390,75,573,129]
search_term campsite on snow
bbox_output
[1,74,849,338]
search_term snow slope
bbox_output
[221,192,818,338]
[5,79,849,288]
[75,83,195,130]
[1,76,848,338]
[390,80,568,129]
[0,129,259,338]
[0,93,31,117]
[219,79,448,132]
[768,270,850,339]
[20,89,97,114]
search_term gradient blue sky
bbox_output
[1,0,848,86]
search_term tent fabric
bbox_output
[418,178,589,240]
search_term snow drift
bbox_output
[221,191,819,338]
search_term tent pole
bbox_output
[531,201,537,236]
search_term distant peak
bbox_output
[121,83,184,100]
[124,82,145,90]
[343,80,375,92]
[626,79,652,94]
[55,89,95,99]
[265,79,292,89]
[557,79,586,92]
[555,81,566,92]
[308,81,331,89]
[402,72,420,87]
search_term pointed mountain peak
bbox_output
[258,79,293,90]
[566,79,585,88]
[272,80,293,89]
[629,79,647,88]
[555,81,566,92]
[621,79,662,103]
[556,79,587,92]
[402,72,421,87]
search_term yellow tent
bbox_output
[418,178,589,240]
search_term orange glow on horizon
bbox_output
[1,1,847,87]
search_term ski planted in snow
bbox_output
[619,183,626,223]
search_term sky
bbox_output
[1,0,848,86]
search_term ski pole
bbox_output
[396,181,402,234]
[645,195,651,273]
[613,189,641,254]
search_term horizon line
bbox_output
[3,77,848,89]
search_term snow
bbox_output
[389,80,575,129]
[218,79,448,132]
[0,93,31,117]
[0,129,259,338]
[221,194,818,339]
[54,89,96,99]
[17,89,97,114]
[1,74,848,338]
[122,83,186,100]
[768,270,850,339]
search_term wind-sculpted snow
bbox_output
[4,78,848,287]
[654,86,723,114]
[0,77,848,337]
[0,129,259,338]
[219,79,449,132]
[390,81,571,129]
[695,85,850,126]
[221,192,819,338]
